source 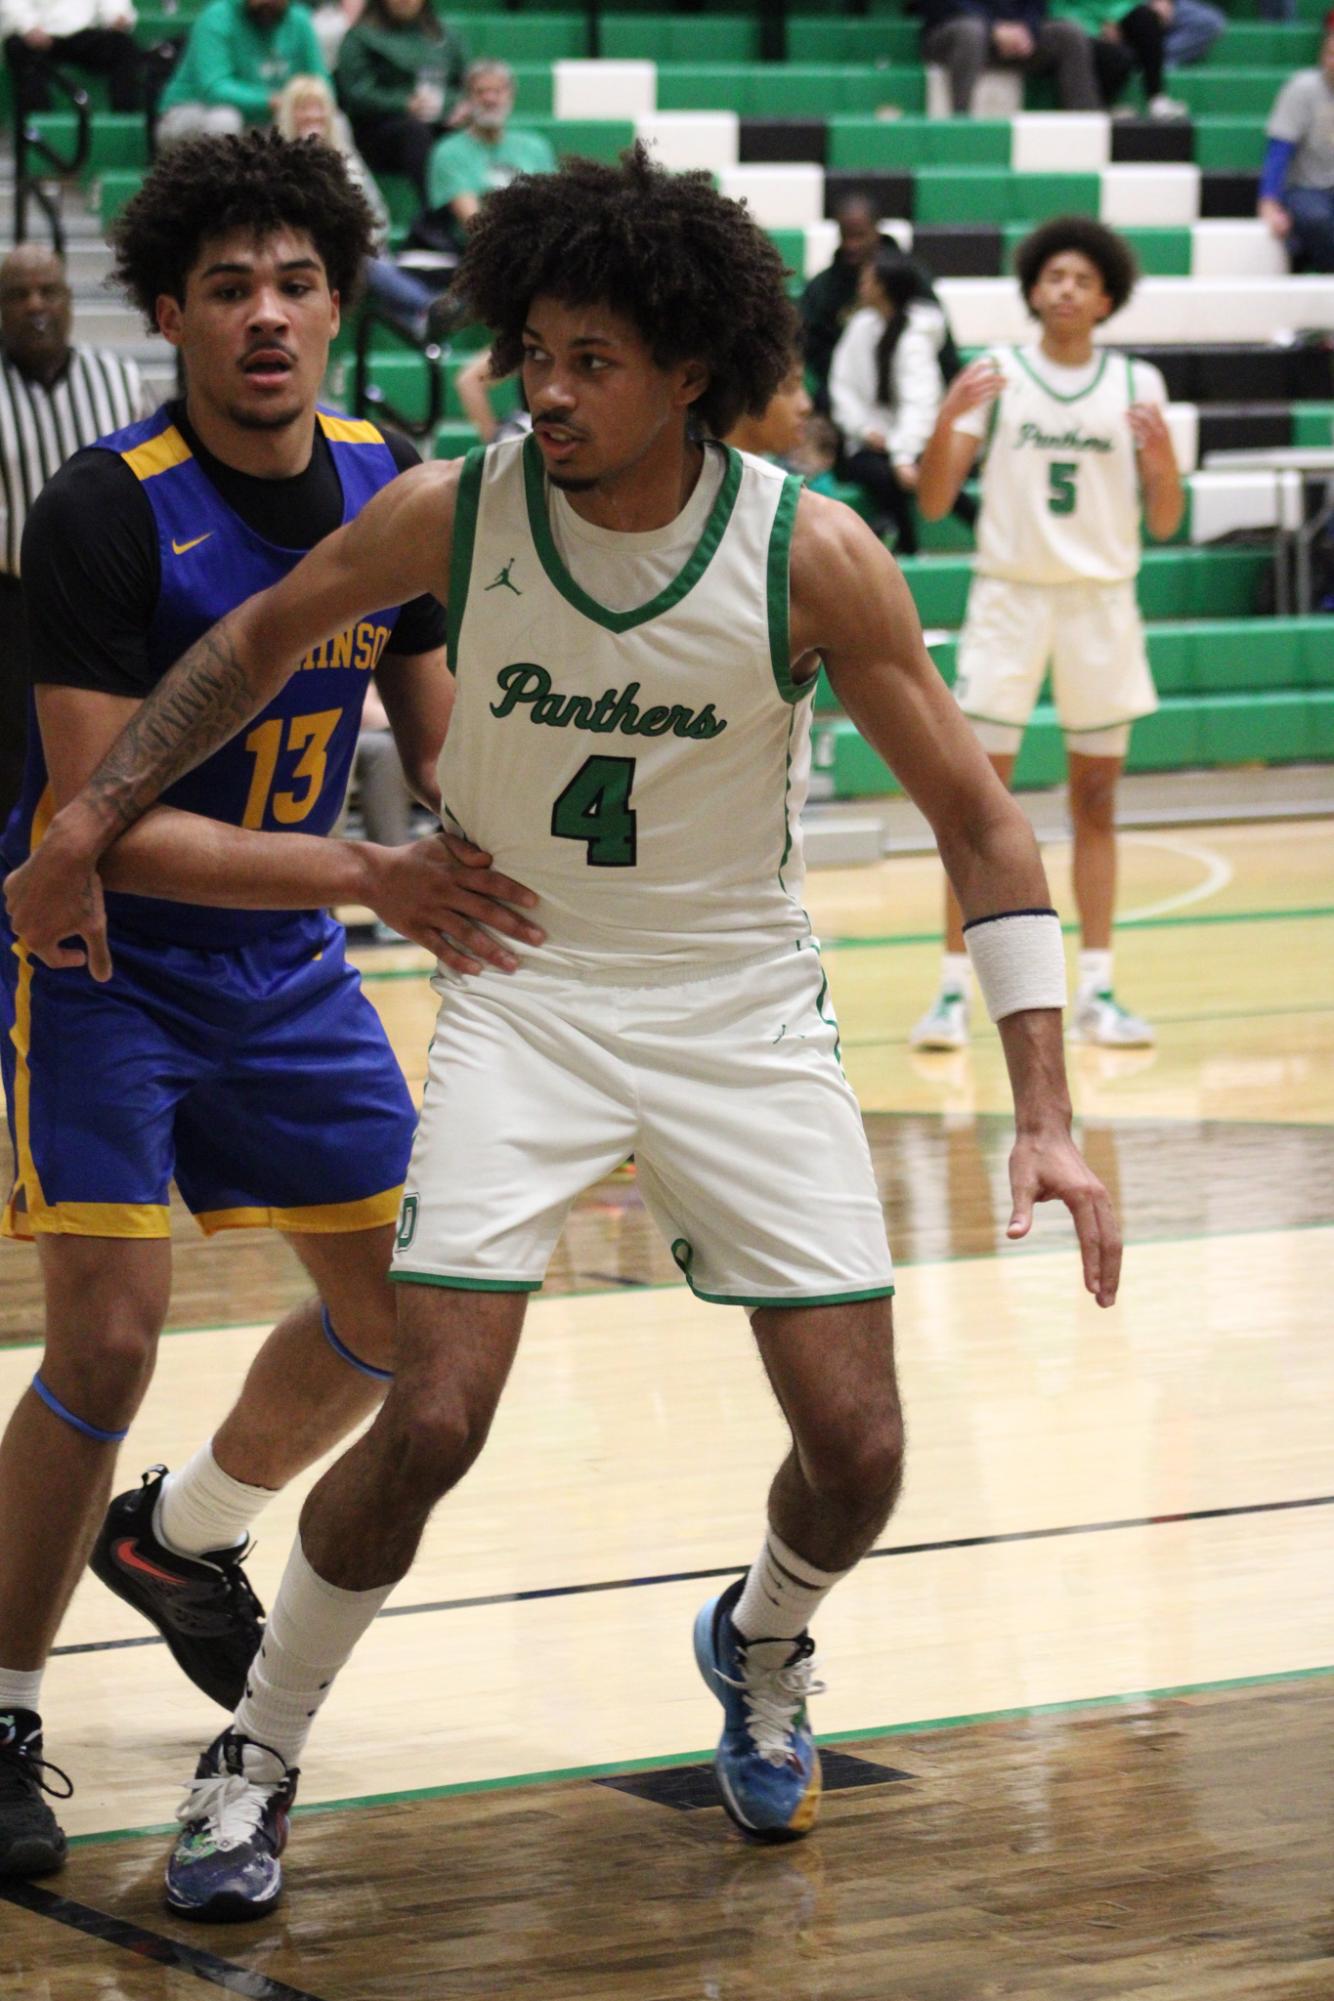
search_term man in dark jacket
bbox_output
[917,0,1099,113]
[800,195,960,413]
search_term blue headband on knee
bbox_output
[320,1306,393,1383]
[31,1373,129,1445]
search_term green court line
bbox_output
[352,901,1334,980]
[65,1660,1334,1853]
[3,1218,1332,1356]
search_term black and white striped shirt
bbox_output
[0,343,145,577]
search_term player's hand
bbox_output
[1128,402,1174,476]
[3,826,113,982]
[365,830,543,974]
[992,21,1033,58]
[1258,196,1291,239]
[893,460,920,491]
[1006,1129,1122,1307]
[941,358,1003,428]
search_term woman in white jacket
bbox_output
[829,248,946,555]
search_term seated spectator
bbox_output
[915,0,1100,115]
[2,0,146,114]
[1163,0,1225,69]
[828,247,945,555]
[275,73,446,332]
[801,194,959,413]
[1053,0,1186,118]
[420,60,555,254]
[157,0,327,143]
[1259,26,1334,272]
[722,358,814,462]
[336,0,465,202]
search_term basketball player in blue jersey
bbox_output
[0,132,539,1878]
[8,146,1120,1920]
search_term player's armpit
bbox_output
[375,646,453,814]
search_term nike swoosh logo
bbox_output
[112,1536,184,1586]
[171,533,213,555]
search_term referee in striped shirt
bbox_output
[0,243,145,820]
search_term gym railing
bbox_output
[352,306,445,442]
[11,64,91,254]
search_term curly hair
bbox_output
[453,143,799,437]
[109,130,377,330]
[1013,215,1138,317]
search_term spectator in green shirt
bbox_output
[336,0,466,200]
[157,0,328,142]
[422,60,555,251]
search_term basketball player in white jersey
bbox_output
[6,148,1122,1919]
[912,216,1183,1053]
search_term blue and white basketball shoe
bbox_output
[694,1578,824,1841]
[165,1730,297,1922]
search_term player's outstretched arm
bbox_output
[796,492,1121,1305]
[915,358,996,520]
[4,461,459,978]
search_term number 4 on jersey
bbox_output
[551,755,638,867]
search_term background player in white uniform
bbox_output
[913,216,1183,1052]
[6,148,1122,1920]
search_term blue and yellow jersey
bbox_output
[6,407,407,950]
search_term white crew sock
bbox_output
[233,1538,395,1770]
[0,1667,44,1715]
[1077,948,1114,998]
[939,952,972,1000]
[732,1528,850,1648]
[155,1441,275,1557]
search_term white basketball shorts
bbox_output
[390,945,894,1308]
[953,575,1157,744]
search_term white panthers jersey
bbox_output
[957,346,1167,586]
[437,436,817,981]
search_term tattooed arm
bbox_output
[5,461,458,979]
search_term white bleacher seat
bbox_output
[1010,112,1110,172]
[553,60,656,120]
[925,65,1022,120]
[1099,165,1202,228]
[635,112,738,171]
[1190,221,1289,280]
[719,164,824,229]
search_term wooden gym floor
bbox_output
[1,814,1331,1999]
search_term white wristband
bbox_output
[963,909,1067,1023]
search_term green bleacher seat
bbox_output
[1192,119,1268,172]
[519,116,636,161]
[914,169,1101,227]
[654,63,925,117]
[601,15,761,62]
[1000,222,1193,276]
[787,19,923,63]
[1175,69,1291,118]
[1194,23,1325,67]
[896,548,1271,628]
[458,13,588,62]
[827,116,1009,170]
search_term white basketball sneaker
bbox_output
[909,990,970,1051]
[1070,990,1155,1048]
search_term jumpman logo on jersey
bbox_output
[171,532,214,556]
[485,557,522,595]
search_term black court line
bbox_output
[0,1880,327,2000]
[52,1491,1334,1662]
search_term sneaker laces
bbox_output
[177,1764,282,1851]
[213,1542,266,1627]
[0,1731,73,1803]
[720,1637,826,1766]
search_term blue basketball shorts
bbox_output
[1,912,414,1241]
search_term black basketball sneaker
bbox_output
[0,1710,70,1878]
[90,1466,265,1710]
